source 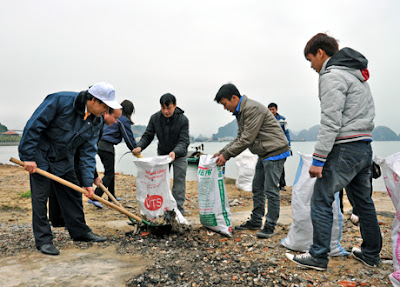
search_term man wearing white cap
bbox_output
[19,82,121,255]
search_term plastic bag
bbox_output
[235,149,258,192]
[281,153,348,256]
[198,155,232,237]
[374,152,400,286]
[134,155,188,224]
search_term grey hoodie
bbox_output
[313,47,375,163]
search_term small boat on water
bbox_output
[187,144,205,165]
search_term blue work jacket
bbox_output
[18,91,102,186]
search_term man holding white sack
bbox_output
[133,93,189,215]
[286,33,382,271]
[213,83,290,238]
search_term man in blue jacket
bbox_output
[19,82,122,255]
[268,102,291,191]
[90,100,137,208]
[133,93,189,214]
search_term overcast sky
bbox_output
[1,0,399,137]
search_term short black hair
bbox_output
[304,33,339,58]
[268,103,277,109]
[214,83,241,103]
[160,93,176,106]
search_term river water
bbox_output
[2,141,398,191]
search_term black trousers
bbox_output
[49,185,65,227]
[30,170,91,248]
[94,150,115,198]
[279,166,286,188]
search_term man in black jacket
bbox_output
[133,93,190,214]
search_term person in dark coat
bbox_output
[19,82,121,255]
[49,107,122,225]
[133,93,189,214]
[89,100,137,208]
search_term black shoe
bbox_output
[50,221,65,228]
[37,244,60,255]
[351,247,380,267]
[74,231,107,242]
[286,252,328,271]
[256,226,275,238]
[235,220,261,230]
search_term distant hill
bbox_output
[372,126,400,141]
[0,122,7,133]
[212,120,237,141]
[210,121,400,141]
[132,125,146,138]
[291,125,320,141]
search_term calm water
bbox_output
[2,141,398,191]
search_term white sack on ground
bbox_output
[198,154,232,237]
[235,149,258,192]
[134,155,188,225]
[281,153,348,256]
[375,152,400,287]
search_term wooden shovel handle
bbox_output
[99,183,122,208]
[10,157,144,223]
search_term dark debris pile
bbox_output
[0,213,395,286]
[121,220,393,287]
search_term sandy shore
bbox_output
[0,163,396,286]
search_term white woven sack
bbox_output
[235,149,258,192]
[375,152,400,287]
[134,155,188,224]
[198,154,232,237]
[281,153,349,256]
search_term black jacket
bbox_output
[138,107,189,157]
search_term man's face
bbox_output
[104,109,122,125]
[306,49,325,73]
[89,99,108,117]
[220,95,239,113]
[269,107,277,116]
[161,103,177,118]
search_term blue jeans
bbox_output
[309,141,382,263]
[250,158,285,229]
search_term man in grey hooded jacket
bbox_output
[286,33,382,271]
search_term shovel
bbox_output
[98,183,136,225]
[99,183,123,208]
[10,157,172,233]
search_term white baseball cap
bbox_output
[88,82,122,109]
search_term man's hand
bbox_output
[24,161,37,173]
[83,186,95,198]
[309,165,323,178]
[94,177,102,186]
[215,154,227,167]
[169,151,176,161]
[132,147,142,157]
[212,152,220,158]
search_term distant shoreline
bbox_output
[0,142,19,146]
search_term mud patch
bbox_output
[0,246,150,287]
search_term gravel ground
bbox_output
[0,163,396,286]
